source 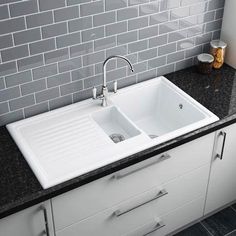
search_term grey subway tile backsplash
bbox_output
[56,32,81,49]
[21,79,47,95]
[158,42,176,56]
[68,16,92,33]
[35,87,60,103]
[0,86,20,102]
[71,65,94,81]
[29,38,56,55]
[13,28,41,46]
[128,16,149,31]
[70,41,93,58]
[80,0,104,17]
[60,80,83,96]
[105,0,127,11]
[9,94,35,111]
[93,12,116,27]
[0,0,225,125]
[167,51,185,63]
[42,22,67,39]
[0,110,24,126]
[5,71,32,88]
[0,102,9,115]
[0,5,9,20]
[0,35,13,50]
[0,62,17,77]
[26,11,53,28]
[139,2,159,16]
[128,39,148,53]
[118,31,138,45]
[117,7,138,21]
[24,102,48,118]
[1,45,29,62]
[81,26,105,42]
[17,55,44,71]
[106,21,127,36]
[0,78,5,90]
[0,17,25,35]
[58,57,82,73]
[32,64,58,80]
[139,25,159,39]
[38,0,65,11]
[49,95,73,110]
[54,6,79,23]
[44,48,69,64]
[94,36,116,51]
[47,72,71,88]
[9,0,38,17]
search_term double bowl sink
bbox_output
[7,77,219,189]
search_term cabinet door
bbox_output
[0,200,54,236]
[205,123,236,214]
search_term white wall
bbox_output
[221,0,236,69]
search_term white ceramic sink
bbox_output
[7,76,219,189]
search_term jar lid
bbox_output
[197,53,214,63]
[210,40,227,49]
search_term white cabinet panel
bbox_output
[205,123,236,214]
[126,197,205,236]
[0,200,54,236]
[52,133,215,231]
[56,165,209,236]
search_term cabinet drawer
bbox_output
[52,133,214,231]
[55,165,209,236]
[125,197,204,236]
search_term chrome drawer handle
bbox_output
[143,220,165,236]
[215,131,226,160]
[41,206,50,236]
[114,189,168,217]
[112,154,171,180]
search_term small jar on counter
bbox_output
[197,53,214,74]
[210,40,227,69]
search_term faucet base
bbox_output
[101,86,108,107]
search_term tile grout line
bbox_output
[225,229,236,236]
[200,221,215,236]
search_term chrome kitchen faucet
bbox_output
[92,55,134,107]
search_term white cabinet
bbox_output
[52,133,215,236]
[56,165,210,236]
[0,201,54,236]
[205,123,236,214]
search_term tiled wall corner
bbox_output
[0,0,225,126]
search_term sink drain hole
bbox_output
[149,134,159,139]
[109,133,125,143]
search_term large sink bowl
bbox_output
[111,77,219,141]
[7,76,219,189]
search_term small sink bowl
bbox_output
[111,77,219,139]
[92,106,141,144]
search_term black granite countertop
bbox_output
[1,64,236,220]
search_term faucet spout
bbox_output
[103,55,134,87]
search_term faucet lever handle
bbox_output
[114,81,118,93]
[92,87,97,99]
